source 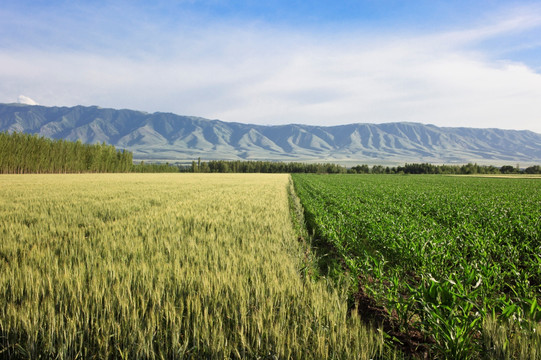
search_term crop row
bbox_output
[292,174,541,359]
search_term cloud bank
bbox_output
[1,2,541,133]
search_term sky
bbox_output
[1,1,541,133]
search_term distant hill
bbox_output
[1,103,540,165]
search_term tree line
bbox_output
[0,132,134,174]
[132,161,179,173]
[2,132,540,174]
[349,162,541,174]
[186,158,346,174]
[187,159,541,175]
[0,132,184,174]
[389,162,541,175]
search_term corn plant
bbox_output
[292,173,541,359]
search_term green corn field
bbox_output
[292,174,541,359]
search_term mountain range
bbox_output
[1,103,540,165]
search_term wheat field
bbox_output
[0,173,383,359]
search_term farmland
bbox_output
[0,174,384,359]
[292,174,541,359]
[2,172,540,359]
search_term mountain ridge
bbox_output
[1,103,540,165]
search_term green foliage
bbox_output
[318,162,537,175]
[0,131,133,173]
[524,165,541,174]
[292,174,541,359]
[500,165,519,174]
[131,161,179,173]
[188,159,348,174]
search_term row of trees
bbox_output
[348,162,541,174]
[0,132,133,174]
[187,159,347,174]
[523,165,541,174]
[132,161,180,173]
[188,159,541,175]
[2,132,540,175]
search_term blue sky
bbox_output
[2,0,541,133]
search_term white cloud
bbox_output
[1,6,541,134]
[17,95,38,105]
